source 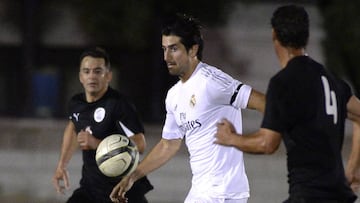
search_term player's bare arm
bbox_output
[346,121,360,192]
[247,89,266,113]
[129,133,146,154]
[110,138,182,202]
[345,95,360,192]
[347,96,360,121]
[215,118,281,154]
[52,121,78,194]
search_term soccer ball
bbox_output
[95,134,139,177]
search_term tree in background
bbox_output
[68,0,237,121]
[0,0,236,119]
[318,0,360,96]
[69,0,235,48]
[3,0,359,118]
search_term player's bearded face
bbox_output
[162,35,191,78]
[79,56,111,96]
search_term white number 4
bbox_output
[321,76,338,124]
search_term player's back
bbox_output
[277,55,353,199]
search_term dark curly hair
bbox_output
[161,13,204,60]
[271,5,309,49]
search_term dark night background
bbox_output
[0,0,359,123]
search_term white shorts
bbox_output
[184,190,248,203]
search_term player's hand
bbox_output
[52,165,70,195]
[110,176,134,203]
[77,128,101,150]
[346,169,360,192]
[214,118,237,146]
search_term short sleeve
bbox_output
[162,110,184,140]
[114,98,145,137]
[230,83,252,109]
[261,78,291,133]
[67,94,83,123]
[162,94,184,140]
[205,68,252,109]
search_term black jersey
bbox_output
[261,56,356,201]
[68,87,145,201]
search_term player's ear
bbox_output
[272,29,277,42]
[107,70,113,82]
[79,70,84,84]
[272,29,282,49]
[189,44,199,58]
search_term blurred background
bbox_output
[0,0,360,202]
[0,0,359,120]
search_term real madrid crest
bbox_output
[94,107,106,122]
[190,94,196,107]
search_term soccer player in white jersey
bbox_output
[110,13,265,203]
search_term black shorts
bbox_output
[67,176,153,203]
[67,187,107,203]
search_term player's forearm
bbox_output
[58,123,78,168]
[130,133,146,154]
[347,96,360,120]
[347,121,360,173]
[130,138,181,181]
[233,133,268,154]
[235,130,280,154]
[58,137,77,168]
[347,97,360,173]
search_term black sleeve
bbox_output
[113,97,145,136]
[261,78,289,133]
[261,76,303,133]
[67,96,77,121]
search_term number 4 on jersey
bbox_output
[321,76,338,124]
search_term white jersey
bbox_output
[162,62,252,199]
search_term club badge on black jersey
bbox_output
[94,107,105,123]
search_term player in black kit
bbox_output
[52,47,153,203]
[215,4,360,203]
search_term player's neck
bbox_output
[86,88,108,103]
[278,47,307,69]
[179,60,200,83]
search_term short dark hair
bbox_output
[161,13,204,60]
[271,5,309,48]
[79,47,111,70]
